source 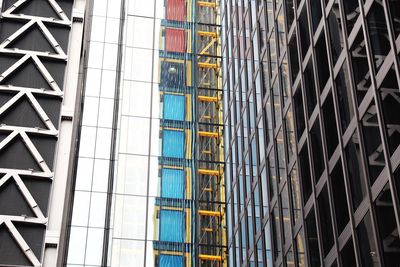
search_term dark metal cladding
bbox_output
[221,0,400,266]
[0,0,73,265]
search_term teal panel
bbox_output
[162,130,184,158]
[164,94,185,121]
[159,254,183,267]
[159,210,184,242]
[161,168,184,199]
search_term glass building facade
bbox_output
[222,0,400,266]
[64,0,226,266]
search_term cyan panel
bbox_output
[159,254,183,267]
[161,168,184,199]
[159,210,184,242]
[162,130,184,158]
[163,94,185,121]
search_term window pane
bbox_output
[318,186,334,256]
[322,92,339,158]
[296,228,306,267]
[304,61,317,116]
[366,1,390,71]
[335,60,354,131]
[331,160,350,234]
[340,238,357,267]
[374,184,400,265]
[345,130,366,208]
[310,118,325,181]
[357,212,379,266]
[299,144,312,202]
[306,209,321,267]
[327,4,344,64]
[361,100,385,184]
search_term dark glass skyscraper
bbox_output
[222,0,400,266]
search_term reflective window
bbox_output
[296,228,306,267]
[299,7,310,58]
[318,186,334,256]
[306,209,321,267]
[299,144,312,201]
[361,100,384,184]
[340,238,357,267]
[327,4,344,65]
[322,92,339,158]
[374,184,400,265]
[335,60,354,131]
[345,130,366,208]
[367,1,390,71]
[357,212,379,266]
[315,33,329,91]
[331,160,349,234]
[304,61,317,116]
[310,0,322,32]
[310,118,325,181]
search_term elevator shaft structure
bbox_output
[156,0,225,266]
[194,1,226,266]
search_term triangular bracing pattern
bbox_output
[0,0,71,266]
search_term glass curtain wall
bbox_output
[108,0,195,266]
[222,0,400,266]
[65,0,122,266]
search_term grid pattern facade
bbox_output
[64,0,228,266]
[64,0,122,265]
[222,0,400,266]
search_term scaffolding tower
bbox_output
[194,1,226,266]
[156,0,226,266]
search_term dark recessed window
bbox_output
[366,1,390,71]
[379,65,400,156]
[310,0,322,33]
[342,0,360,34]
[310,118,325,181]
[315,33,330,91]
[327,4,344,65]
[322,92,339,158]
[335,60,354,131]
[299,144,312,202]
[288,33,299,82]
[357,212,379,267]
[306,208,321,267]
[293,88,306,137]
[345,130,366,209]
[330,160,350,234]
[340,237,357,267]
[318,186,334,256]
[374,183,400,265]
[350,30,370,104]
[304,61,317,117]
[299,7,310,58]
[361,99,384,185]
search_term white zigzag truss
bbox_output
[0,0,71,266]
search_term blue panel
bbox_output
[164,94,185,121]
[162,130,184,158]
[161,168,184,199]
[159,254,183,267]
[159,210,184,242]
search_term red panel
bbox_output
[166,0,185,21]
[165,28,186,53]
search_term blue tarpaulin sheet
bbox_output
[160,210,184,242]
[162,130,184,158]
[161,168,184,199]
[159,254,183,267]
[164,94,185,121]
